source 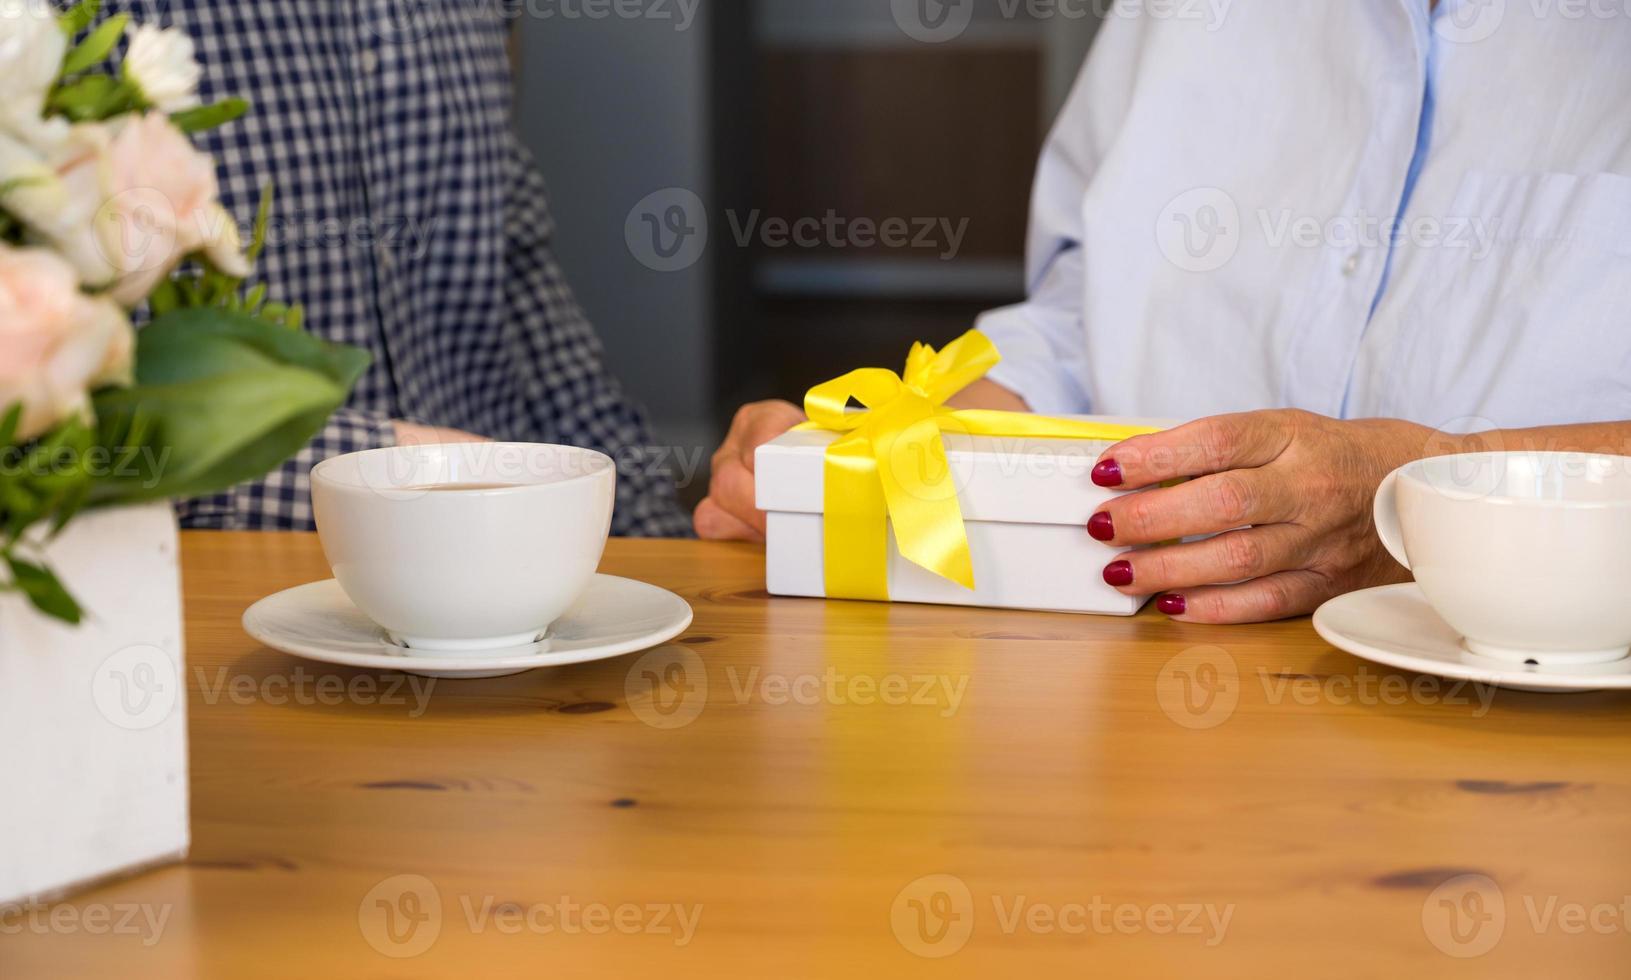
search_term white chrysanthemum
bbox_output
[197,202,250,279]
[0,124,121,288]
[125,24,202,113]
[0,0,69,145]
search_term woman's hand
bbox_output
[694,400,807,540]
[1088,409,1450,624]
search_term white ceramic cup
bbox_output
[1373,451,1631,666]
[311,443,615,654]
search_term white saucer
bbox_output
[1313,583,1631,693]
[242,575,693,679]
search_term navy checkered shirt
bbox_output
[95,0,691,537]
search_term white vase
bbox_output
[0,502,189,905]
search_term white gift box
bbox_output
[757,417,1173,615]
[0,503,189,905]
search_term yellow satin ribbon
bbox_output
[797,329,1160,601]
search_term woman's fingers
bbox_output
[1094,411,1301,490]
[1150,568,1336,625]
[1102,524,1313,596]
[1091,470,1299,545]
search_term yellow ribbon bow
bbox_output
[798,329,1160,601]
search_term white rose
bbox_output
[125,24,202,114]
[0,0,68,146]
[0,244,134,441]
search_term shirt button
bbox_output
[1342,252,1362,277]
[359,50,380,74]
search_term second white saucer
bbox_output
[243,575,693,679]
[1313,583,1631,693]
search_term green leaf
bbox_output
[0,176,46,198]
[58,0,102,36]
[61,13,128,77]
[170,97,249,134]
[6,555,82,625]
[245,184,274,265]
[148,277,180,316]
[0,403,21,450]
[47,74,135,122]
[48,481,91,536]
[0,480,39,523]
[90,309,370,504]
[179,277,206,306]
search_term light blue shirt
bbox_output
[979,1,1631,432]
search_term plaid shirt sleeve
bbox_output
[500,139,693,539]
[175,407,397,530]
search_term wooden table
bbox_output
[7,532,1631,978]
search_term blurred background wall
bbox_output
[515,0,1104,503]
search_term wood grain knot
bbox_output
[680,635,717,645]
[557,701,615,714]
[191,857,299,872]
[1456,780,1571,795]
[699,586,775,604]
[610,798,638,808]
[1371,867,1489,890]
[359,780,446,792]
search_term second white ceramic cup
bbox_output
[1374,451,1631,666]
[311,443,616,653]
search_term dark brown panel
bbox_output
[755,296,1004,400]
[759,47,1044,261]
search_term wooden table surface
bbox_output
[7,532,1631,978]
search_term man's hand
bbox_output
[694,378,1031,541]
[1087,409,1449,624]
[694,400,807,540]
[393,421,489,445]
[695,380,1029,541]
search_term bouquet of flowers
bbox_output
[0,0,365,623]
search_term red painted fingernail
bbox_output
[1157,594,1187,616]
[1087,512,1115,542]
[1103,560,1134,587]
[1092,459,1124,488]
